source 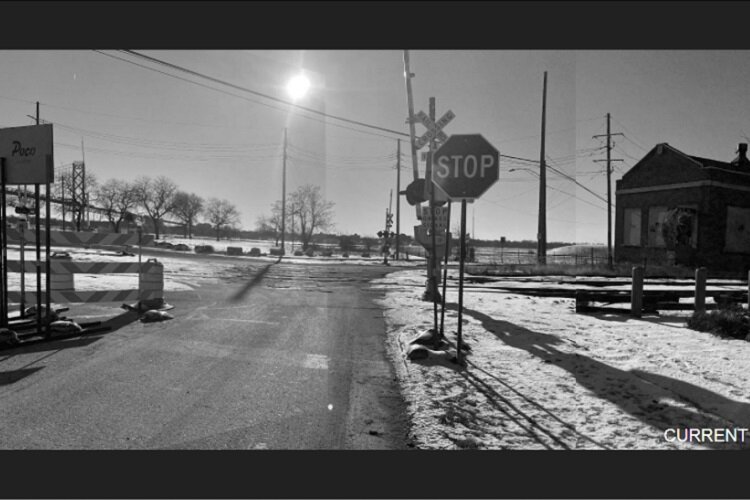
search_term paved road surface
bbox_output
[0,259,410,449]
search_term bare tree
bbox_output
[172,191,204,238]
[134,176,178,240]
[205,198,241,241]
[255,200,287,246]
[94,179,139,233]
[289,184,335,250]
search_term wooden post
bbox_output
[631,266,644,317]
[747,270,750,311]
[694,267,707,313]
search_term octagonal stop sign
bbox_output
[432,134,499,200]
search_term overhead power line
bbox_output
[116,50,410,139]
[93,50,399,142]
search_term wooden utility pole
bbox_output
[396,139,401,260]
[594,113,623,269]
[281,127,287,256]
[402,50,421,220]
[537,72,547,265]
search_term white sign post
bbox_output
[432,134,500,365]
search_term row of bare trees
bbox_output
[53,171,240,240]
[255,184,335,250]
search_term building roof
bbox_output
[689,155,750,174]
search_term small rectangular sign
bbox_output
[0,124,54,184]
[421,206,449,229]
[414,224,451,254]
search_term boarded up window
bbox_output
[623,208,641,246]
[682,205,698,248]
[648,206,667,247]
[724,206,750,254]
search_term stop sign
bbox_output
[432,134,499,200]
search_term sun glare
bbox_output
[286,74,310,101]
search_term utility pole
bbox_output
[402,50,421,220]
[281,127,287,256]
[395,139,401,260]
[593,113,623,269]
[537,71,547,265]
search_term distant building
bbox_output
[615,143,750,272]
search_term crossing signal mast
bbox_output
[378,191,395,265]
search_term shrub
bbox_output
[305,249,315,257]
[226,246,243,256]
[294,250,304,256]
[248,247,261,257]
[687,305,750,340]
[269,247,283,256]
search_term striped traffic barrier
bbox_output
[4,259,164,306]
[6,229,154,247]
[6,260,162,275]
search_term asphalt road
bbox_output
[0,258,410,449]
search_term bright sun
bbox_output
[286,74,311,101]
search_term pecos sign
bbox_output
[0,124,54,184]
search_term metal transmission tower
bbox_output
[71,161,88,231]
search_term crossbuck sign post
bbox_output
[432,134,499,364]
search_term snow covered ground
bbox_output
[7,242,750,450]
[373,269,750,450]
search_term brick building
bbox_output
[615,143,750,272]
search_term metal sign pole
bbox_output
[439,201,452,337]
[19,218,25,315]
[457,199,467,365]
[45,178,51,338]
[138,223,143,296]
[428,98,440,348]
[0,158,7,328]
[34,184,41,336]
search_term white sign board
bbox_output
[0,124,54,184]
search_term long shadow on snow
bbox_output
[451,304,749,449]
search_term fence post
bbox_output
[694,267,707,313]
[631,266,644,318]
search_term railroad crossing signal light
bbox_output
[377,230,384,238]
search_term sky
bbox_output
[0,50,748,244]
